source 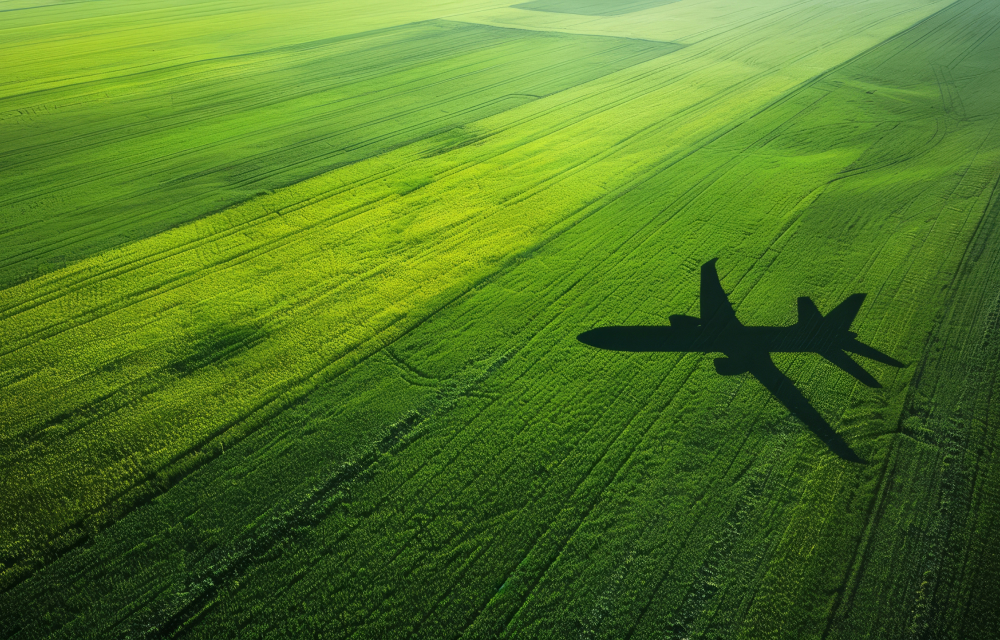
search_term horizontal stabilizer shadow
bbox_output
[577,259,907,462]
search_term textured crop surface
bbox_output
[2,0,1000,638]
[0,17,677,288]
[514,0,681,17]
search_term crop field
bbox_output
[514,0,681,17]
[2,0,1000,637]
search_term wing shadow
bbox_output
[744,351,864,463]
[577,325,866,463]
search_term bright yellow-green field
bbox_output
[3,0,1000,637]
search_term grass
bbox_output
[0,18,677,288]
[2,0,1000,637]
[514,0,680,17]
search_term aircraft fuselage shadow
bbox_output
[578,259,907,463]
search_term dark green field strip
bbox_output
[4,0,1000,637]
[514,0,681,17]
[0,20,680,288]
[828,184,1000,634]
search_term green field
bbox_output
[514,0,680,17]
[2,0,1000,637]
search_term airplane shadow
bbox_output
[577,325,879,463]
